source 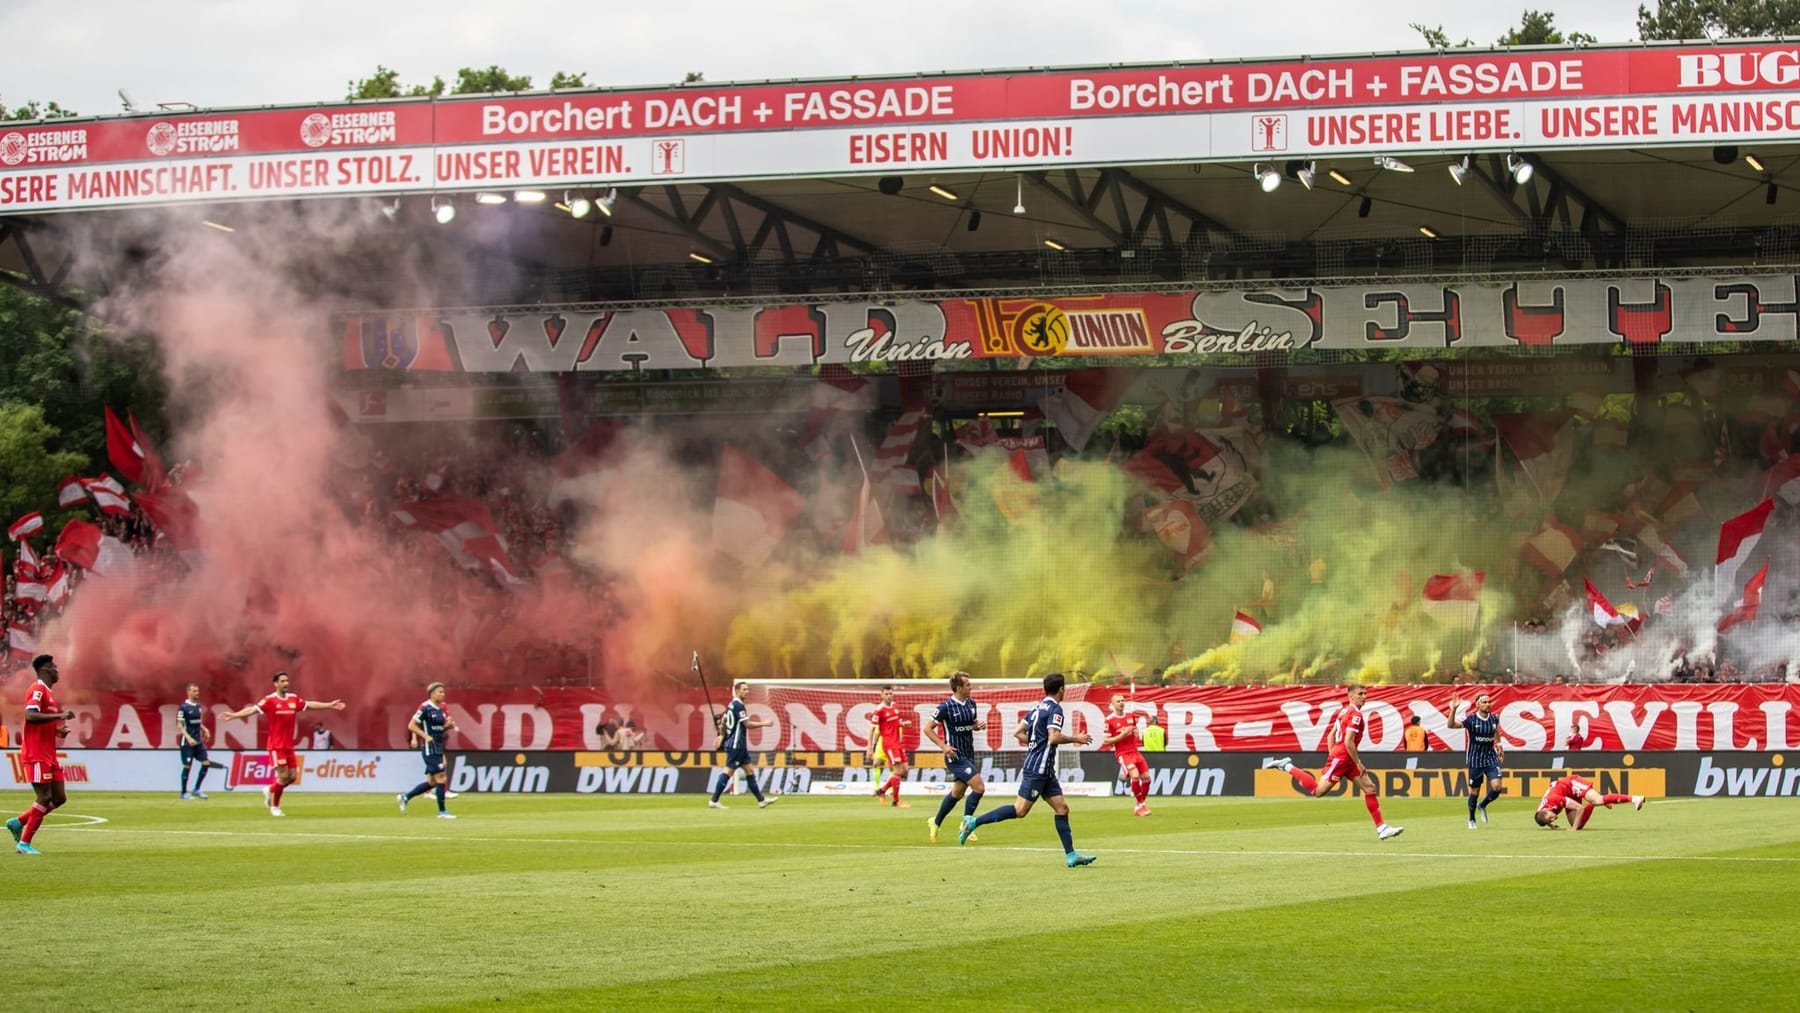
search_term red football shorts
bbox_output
[1115,751,1147,776]
[23,761,63,784]
[880,740,907,766]
[1319,751,1362,785]
[269,749,299,770]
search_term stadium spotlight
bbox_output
[1327,168,1353,187]
[688,250,714,264]
[1357,195,1373,218]
[1447,156,1471,186]
[201,220,234,233]
[1294,161,1317,190]
[565,191,593,218]
[877,176,904,195]
[1712,145,1738,165]
[1507,153,1534,185]
[597,187,618,216]
[1745,153,1766,173]
[1418,224,1439,239]
[1253,163,1282,192]
[1012,174,1026,214]
[1373,155,1414,173]
[514,190,547,203]
[432,197,455,224]
[1043,238,1067,251]
[929,183,960,201]
[474,192,507,205]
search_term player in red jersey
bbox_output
[221,671,345,817]
[1102,694,1153,816]
[865,686,912,808]
[1267,684,1405,841]
[7,655,75,855]
[1535,774,1644,830]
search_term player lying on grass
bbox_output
[1534,774,1644,830]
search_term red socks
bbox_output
[881,775,900,803]
[271,784,286,806]
[1289,767,1319,793]
[1575,804,1595,830]
[1363,792,1385,827]
[1602,793,1632,807]
[1132,778,1150,803]
[20,802,48,843]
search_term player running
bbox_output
[1449,691,1504,828]
[923,671,987,843]
[1534,774,1644,830]
[1267,684,1405,841]
[866,686,912,808]
[220,671,345,817]
[177,682,229,799]
[1102,693,1152,816]
[7,655,75,856]
[708,681,778,809]
[399,681,458,819]
[959,672,1097,868]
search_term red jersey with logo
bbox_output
[1104,713,1143,755]
[257,692,308,750]
[20,679,61,764]
[872,705,906,747]
[1327,703,1365,756]
[1539,774,1594,812]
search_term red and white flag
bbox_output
[44,563,71,605]
[1042,368,1136,453]
[14,538,39,579]
[1493,413,1576,506]
[1229,610,1262,643]
[391,495,513,576]
[875,408,927,493]
[1145,499,1208,566]
[1654,593,1675,616]
[1636,523,1690,577]
[57,476,88,507]
[105,406,146,485]
[8,513,44,542]
[7,622,38,659]
[1521,517,1581,577]
[841,472,887,555]
[1718,560,1770,632]
[711,445,807,567]
[1715,497,1774,598]
[53,518,131,575]
[13,575,48,604]
[1763,454,1800,506]
[1422,571,1485,629]
[798,366,875,461]
[1584,577,1628,628]
[84,476,133,517]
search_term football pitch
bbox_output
[3,790,1795,1011]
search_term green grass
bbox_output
[3,789,1796,1011]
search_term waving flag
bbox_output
[7,623,38,659]
[53,518,131,575]
[57,477,88,507]
[1522,517,1582,577]
[8,513,44,543]
[1585,577,1626,628]
[14,539,39,580]
[1230,611,1263,643]
[1422,572,1485,629]
[84,477,133,517]
[1718,560,1770,632]
[1715,498,1774,599]
[105,406,146,484]
[1493,412,1576,507]
[1042,368,1136,453]
[711,445,806,567]
[1763,454,1800,506]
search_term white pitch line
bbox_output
[60,826,1800,864]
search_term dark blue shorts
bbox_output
[422,749,445,775]
[180,742,208,763]
[1468,760,1502,784]
[945,756,977,784]
[1020,772,1063,802]
[724,747,752,769]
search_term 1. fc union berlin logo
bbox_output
[145,121,177,156]
[0,132,26,166]
[300,113,332,148]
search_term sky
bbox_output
[3,0,1647,117]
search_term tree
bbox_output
[683,71,706,84]
[548,71,588,90]
[0,402,89,525]
[2,99,77,122]
[451,66,533,94]
[1637,0,1800,38]
[1412,10,1593,48]
[345,66,444,100]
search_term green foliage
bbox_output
[452,65,534,94]
[1,99,77,122]
[1637,0,1800,38]
[683,71,706,84]
[345,65,445,100]
[1410,22,1473,48]
[1413,10,1595,48]
[0,402,88,523]
[547,71,589,90]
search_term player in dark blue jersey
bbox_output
[959,672,1096,867]
[1449,692,1505,828]
[922,671,987,843]
[709,681,778,809]
[176,682,228,799]
[399,682,458,819]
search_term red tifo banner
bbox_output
[30,684,1800,753]
[339,274,1800,372]
[4,44,1800,211]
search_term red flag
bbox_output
[391,495,511,574]
[1229,610,1262,643]
[1764,455,1800,507]
[13,575,48,604]
[136,489,202,550]
[799,366,874,460]
[84,477,133,517]
[1718,560,1770,632]
[128,412,167,491]
[1716,498,1775,594]
[1145,499,1208,564]
[1584,577,1626,628]
[1422,572,1485,628]
[54,518,105,572]
[7,623,38,659]
[1522,517,1581,577]
[7,513,44,543]
[44,563,71,605]
[1492,412,1575,505]
[104,406,146,485]
[57,477,88,508]
[875,408,927,493]
[711,445,806,567]
[1042,368,1135,453]
[14,538,39,579]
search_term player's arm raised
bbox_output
[219,702,260,721]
